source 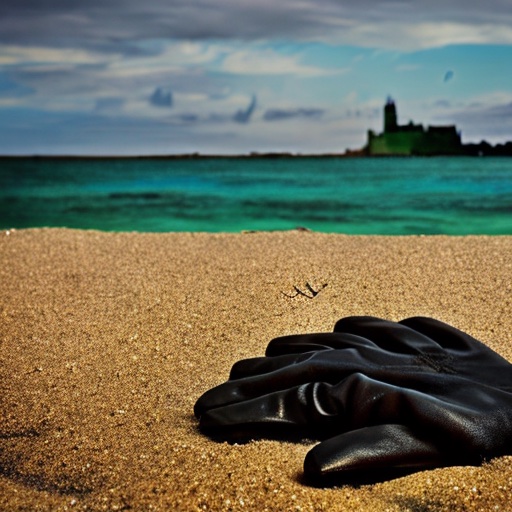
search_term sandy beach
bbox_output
[1,228,512,511]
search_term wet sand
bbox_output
[1,228,511,511]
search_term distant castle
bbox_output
[365,98,462,156]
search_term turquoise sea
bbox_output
[1,156,512,234]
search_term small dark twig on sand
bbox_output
[282,282,327,299]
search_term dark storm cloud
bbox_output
[1,1,512,51]
[0,0,315,48]
[263,108,324,121]
[233,95,256,124]
[149,87,173,107]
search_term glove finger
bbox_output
[229,352,315,380]
[304,424,448,485]
[265,332,380,357]
[198,373,427,437]
[198,382,339,439]
[197,349,455,421]
[334,316,442,354]
[196,350,403,418]
[195,366,315,418]
[231,343,374,381]
[401,317,512,390]
[400,316,485,352]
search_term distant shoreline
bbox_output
[1,150,512,160]
[4,153,351,160]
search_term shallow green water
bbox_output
[1,156,511,234]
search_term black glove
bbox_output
[194,316,512,485]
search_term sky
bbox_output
[1,1,512,155]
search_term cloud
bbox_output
[1,1,511,155]
[263,108,324,121]
[0,45,101,65]
[433,99,452,109]
[444,70,454,83]
[428,92,512,142]
[233,94,256,124]
[222,47,337,76]
[149,87,173,107]
[396,64,420,72]
[95,97,125,112]
[174,113,199,123]
[2,1,512,51]
[452,96,512,122]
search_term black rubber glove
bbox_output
[194,316,512,485]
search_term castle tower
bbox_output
[384,96,398,132]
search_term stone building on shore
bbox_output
[365,98,463,156]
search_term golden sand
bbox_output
[1,228,511,511]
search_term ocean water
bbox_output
[1,156,512,234]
